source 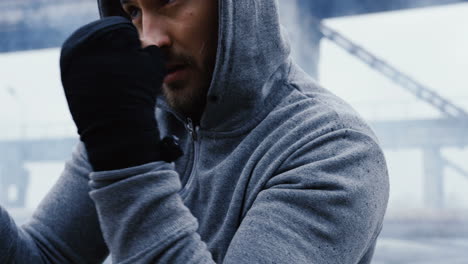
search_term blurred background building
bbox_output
[1,0,468,263]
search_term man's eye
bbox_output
[126,6,141,19]
[162,0,175,5]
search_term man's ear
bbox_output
[98,0,130,19]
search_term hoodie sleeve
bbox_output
[88,161,215,264]
[88,127,388,264]
[0,142,109,264]
[223,128,389,264]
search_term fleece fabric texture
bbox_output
[0,0,389,263]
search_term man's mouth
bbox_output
[164,64,189,85]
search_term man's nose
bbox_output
[139,15,172,49]
[140,35,171,48]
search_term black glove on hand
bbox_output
[60,16,167,171]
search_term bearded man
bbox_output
[0,0,389,263]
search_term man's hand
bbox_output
[60,16,166,171]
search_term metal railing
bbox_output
[318,19,468,119]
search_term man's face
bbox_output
[120,0,219,121]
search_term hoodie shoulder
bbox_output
[279,63,379,143]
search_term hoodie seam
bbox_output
[200,84,292,140]
[201,61,294,140]
[287,81,358,127]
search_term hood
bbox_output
[97,0,291,133]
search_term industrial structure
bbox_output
[1,0,467,215]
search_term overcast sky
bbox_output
[1,2,467,210]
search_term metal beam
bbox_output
[423,147,444,209]
[299,0,468,19]
[444,158,468,180]
[0,138,77,162]
[370,119,468,149]
[381,210,468,238]
[0,0,98,53]
[318,20,468,119]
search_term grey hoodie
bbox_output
[0,0,389,263]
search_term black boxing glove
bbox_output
[60,16,167,171]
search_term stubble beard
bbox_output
[161,46,215,124]
[162,80,208,123]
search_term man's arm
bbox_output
[88,160,214,263]
[88,127,389,263]
[223,128,389,263]
[0,142,108,263]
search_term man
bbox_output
[0,0,389,263]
